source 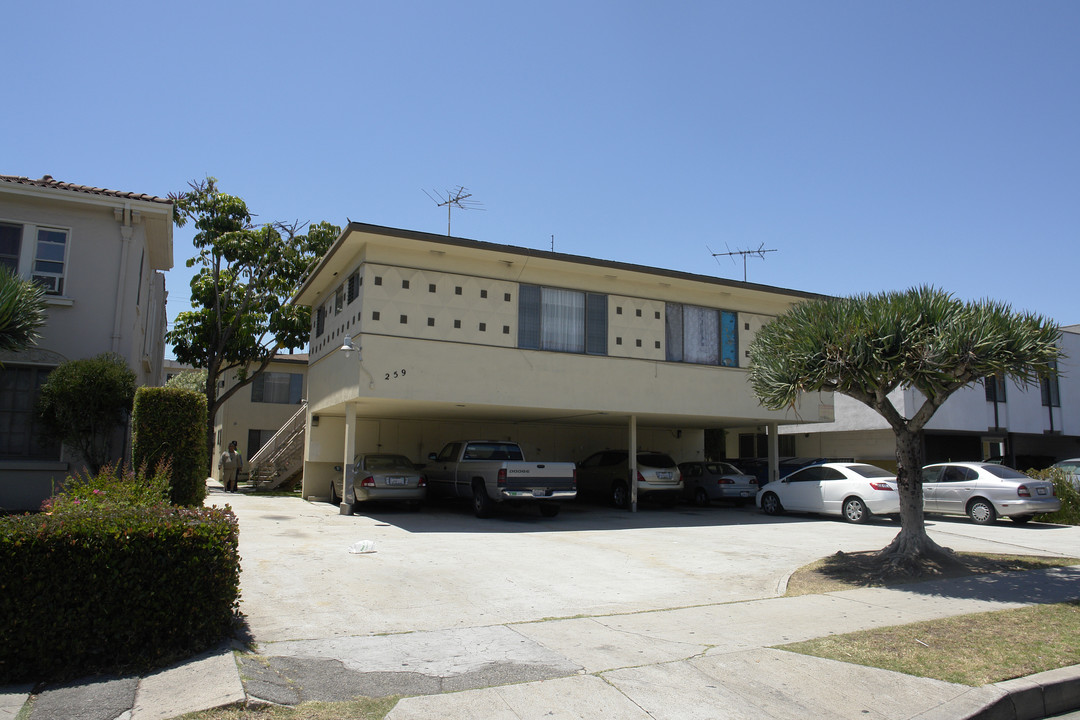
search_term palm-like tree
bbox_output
[748,286,1062,574]
[0,266,46,353]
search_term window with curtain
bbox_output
[251,372,304,404]
[665,303,738,367]
[518,285,607,355]
[1041,362,1060,408]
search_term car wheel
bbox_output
[694,488,709,507]
[842,497,869,524]
[472,482,494,518]
[1010,514,1033,525]
[329,480,339,505]
[967,498,997,525]
[539,504,561,518]
[612,482,629,509]
[760,492,782,516]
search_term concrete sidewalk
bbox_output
[5,486,1080,719]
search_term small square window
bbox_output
[400,315,408,324]
[455,286,462,295]
[454,319,461,329]
[616,307,623,315]
[402,279,410,289]
[616,337,623,345]
[636,339,642,347]
[655,341,661,349]
[372,311,381,321]
[374,276,382,286]
[504,293,512,302]
[635,309,642,317]
[745,322,750,331]
[429,283,437,293]
[503,325,510,334]
[479,323,486,332]
[427,317,435,327]
[655,311,661,320]
[480,289,488,299]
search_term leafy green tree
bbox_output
[748,286,1062,574]
[165,368,208,394]
[0,266,46,353]
[167,177,338,470]
[35,353,137,474]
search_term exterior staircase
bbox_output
[247,402,307,491]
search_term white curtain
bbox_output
[683,306,719,364]
[542,287,585,352]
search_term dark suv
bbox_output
[576,450,682,508]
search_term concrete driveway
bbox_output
[223,493,1080,643]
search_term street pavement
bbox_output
[4,481,1080,719]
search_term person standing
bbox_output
[219,440,243,492]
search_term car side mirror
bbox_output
[428,453,438,461]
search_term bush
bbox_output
[1028,467,1080,525]
[132,387,208,506]
[0,502,240,682]
[43,462,171,514]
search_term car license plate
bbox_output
[657,472,673,480]
[740,491,749,497]
[385,477,407,486]
[1037,487,1047,495]
[532,489,548,497]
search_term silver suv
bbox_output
[576,450,682,508]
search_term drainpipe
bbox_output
[111,203,135,355]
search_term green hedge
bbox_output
[132,387,208,506]
[1029,467,1080,526]
[0,503,240,682]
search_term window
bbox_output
[334,285,344,314]
[346,272,360,303]
[251,372,303,404]
[0,222,21,272]
[315,306,326,337]
[518,285,607,355]
[984,374,1007,403]
[665,304,738,366]
[0,365,62,460]
[247,429,277,459]
[1041,361,1060,408]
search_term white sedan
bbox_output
[756,462,899,524]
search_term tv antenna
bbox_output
[424,186,483,235]
[708,243,777,282]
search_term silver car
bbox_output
[921,462,1060,525]
[576,450,682,508]
[679,461,757,506]
[330,453,427,509]
[1050,458,1080,489]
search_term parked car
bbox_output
[330,453,427,509]
[679,461,757,506]
[921,462,1060,525]
[756,462,899,524]
[576,450,682,508]
[734,457,841,487]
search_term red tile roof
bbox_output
[0,174,172,205]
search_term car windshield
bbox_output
[981,464,1029,480]
[363,455,414,471]
[847,464,895,479]
[1053,461,1080,473]
[638,453,676,468]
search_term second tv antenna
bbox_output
[424,186,483,235]
[709,243,777,282]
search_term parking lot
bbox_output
[222,492,1080,644]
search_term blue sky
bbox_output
[5,1,1078,356]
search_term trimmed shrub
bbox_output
[132,387,208,506]
[0,503,240,682]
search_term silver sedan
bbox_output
[921,462,1059,525]
[330,453,427,509]
[679,461,757,506]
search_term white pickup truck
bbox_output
[425,440,577,518]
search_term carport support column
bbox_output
[767,422,779,486]
[629,415,638,513]
[341,402,356,515]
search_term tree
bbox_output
[165,368,208,394]
[35,353,137,474]
[747,286,1062,574]
[167,177,338,471]
[0,266,46,353]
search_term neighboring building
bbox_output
[292,222,835,502]
[0,174,173,511]
[778,326,1080,471]
[211,354,308,481]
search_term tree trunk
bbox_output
[877,428,964,575]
